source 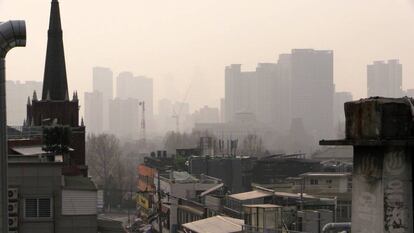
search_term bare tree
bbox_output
[86,134,121,210]
[241,134,264,156]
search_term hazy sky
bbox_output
[1,0,414,114]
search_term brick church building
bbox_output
[25,0,86,176]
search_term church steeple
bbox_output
[42,0,69,101]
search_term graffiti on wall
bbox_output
[384,151,410,233]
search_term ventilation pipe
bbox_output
[0,20,26,233]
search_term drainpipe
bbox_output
[322,222,351,233]
[0,20,26,233]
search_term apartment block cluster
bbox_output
[135,142,353,233]
[84,69,154,139]
[85,68,223,139]
[220,50,337,144]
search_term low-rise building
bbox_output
[252,156,322,184]
[154,171,222,233]
[177,199,206,229]
[224,189,274,218]
[297,209,334,233]
[136,164,157,220]
[291,172,352,222]
[242,204,283,233]
[8,154,97,233]
[189,156,256,193]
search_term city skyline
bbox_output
[1,0,414,111]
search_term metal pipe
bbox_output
[0,20,26,233]
[322,222,351,233]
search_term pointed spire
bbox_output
[46,90,51,101]
[72,91,78,101]
[42,0,69,101]
[27,96,31,106]
[33,90,38,101]
[81,117,84,127]
[64,89,69,101]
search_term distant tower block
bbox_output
[321,97,414,233]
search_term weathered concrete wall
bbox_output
[352,146,412,233]
[345,98,414,140]
[342,97,414,233]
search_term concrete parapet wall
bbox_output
[345,97,414,140]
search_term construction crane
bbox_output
[172,81,193,133]
[139,101,146,145]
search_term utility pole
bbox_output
[127,175,132,228]
[157,171,163,233]
[139,101,146,146]
[0,20,26,233]
[300,178,304,211]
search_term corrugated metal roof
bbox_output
[229,190,273,201]
[182,216,244,233]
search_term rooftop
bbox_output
[228,190,273,201]
[182,215,244,233]
[160,171,221,184]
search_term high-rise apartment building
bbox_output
[224,64,257,123]
[6,80,42,125]
[276,54,292,133]
[255,63,279,126]
[334,91,353,125]
[84,91,103,134]
[116,72,154,117]
[93,67,113,131]
[108,98,140,139]
[193,105,220,124]
[367,60,403,98]
[333,91,353,137]
[290,49,334,140]
[220,98,225,123]
[93,67,113,100]
[223,49,333,142]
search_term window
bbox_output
[310,179,319,185]
[326,179,332,184]
[24,198,53,219]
